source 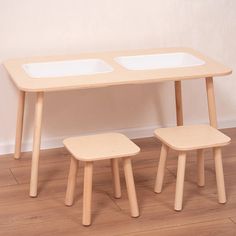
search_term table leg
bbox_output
[123,157,139,217]
[205,77,218,128]
[65,157,79,206]
[14,90,25,159]
[175,81,183,126]
[29,92,44,197]
[197,149,205,187]
[111,159,121,198]
[154,144,169,193]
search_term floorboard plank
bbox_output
[121,219,236,236]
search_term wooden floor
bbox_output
[1,128,236,236]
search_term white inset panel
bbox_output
[115,52,205,70]
[22,59,113,78]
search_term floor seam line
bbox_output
[104,191,123,212]
[166,167,176,177]
[9,168,20,185]
[228,217,236,224]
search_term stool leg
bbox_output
[111,159,121,198]
[123,157,139,217]
[175,152,186,211]
[83,161,93,226]
[197,149,205,187]
[213,147,226,203]
[154,144,169,193]
[65,157,78,206]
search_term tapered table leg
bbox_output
[14,90,25,159]
[205,77,217,128]
[154,144,169,193]
[197,149,205,187]
[123,157,139,217]
[175,81,183,126]
[65,157,78,206]
[29,92,44,197]
[111,159,121,198]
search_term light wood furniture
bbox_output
[3,47,232,197]
[63,133,140,226]
[154,125,231,211]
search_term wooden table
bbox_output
[3,47,232,197]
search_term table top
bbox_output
[3,47,232,92]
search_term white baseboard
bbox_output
[1,119,236,155]
[0,125,158,155]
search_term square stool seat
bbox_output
[154,125,230,151]
[63,133,140,161]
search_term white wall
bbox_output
[0,0,236,154]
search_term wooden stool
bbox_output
[63,133,140,226]
[154,125,231,211]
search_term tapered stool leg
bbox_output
[154,144,169,193]
[197,149,205,187]
[213,147,226,203]
[123,157,139,217]
[83,161,93,226]
[65,157,78,206]
[175,152,187,211]
[111,159,121,198]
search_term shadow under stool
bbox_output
[153,125,231,211]
[63,133,140,226]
